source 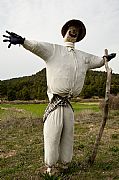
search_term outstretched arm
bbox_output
[86,52,116,70]
[3,30,54,61]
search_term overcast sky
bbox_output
[0,0,119,80]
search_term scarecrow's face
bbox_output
[64,26,79,43]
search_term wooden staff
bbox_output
[88,49,112,165]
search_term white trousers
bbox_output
[43,105,74,167]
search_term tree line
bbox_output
[0,68,119,101]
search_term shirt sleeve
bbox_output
[84,52,105,69]
[22,40,54,62]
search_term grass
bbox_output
[0,102,99,118]
[0,102,119,179]
[0,103,47,118]
[72,102,99,112]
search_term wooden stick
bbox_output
[88,49,112,165]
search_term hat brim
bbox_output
[61,19,86,42]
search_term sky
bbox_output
[0,0,119,80]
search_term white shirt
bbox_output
[23,40,104,101]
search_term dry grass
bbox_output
[0,104,119,179]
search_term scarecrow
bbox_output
[3,19,116,175]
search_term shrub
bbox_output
[100,94,119,110]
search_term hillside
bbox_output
[0,69,119,101]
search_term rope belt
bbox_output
[43,94,73,123]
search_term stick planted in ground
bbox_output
[88,49,112,165]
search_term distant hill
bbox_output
[0,69,119,101]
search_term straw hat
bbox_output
[61,19,86,42]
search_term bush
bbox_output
[100,94,119,110]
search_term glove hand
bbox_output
[103,53,116,62]
[3,30,25,48]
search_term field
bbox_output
[0,102,119,180]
